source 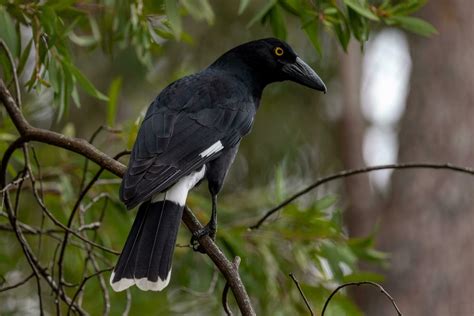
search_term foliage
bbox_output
[0,0,434,314]
[0,0,434,118]
[246,0,436,54]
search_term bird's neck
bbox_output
[209,53,271,101]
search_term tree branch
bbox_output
[0,272,35,293]
[289,273,314,316]
[250,163,474,230]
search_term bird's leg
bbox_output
[207,194,218,239]
[191,194,217,253]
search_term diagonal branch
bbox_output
[289,273,314,316]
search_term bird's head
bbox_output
[213,38,327,93]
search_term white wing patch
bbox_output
[110,272,134,292]
[199,140,224,158]
[110,270,171,292]
[151,142,222,206]
[151,165,206,206]
[135,270,171,291]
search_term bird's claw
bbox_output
[190,225,216,253]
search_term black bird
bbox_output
[110,38,326,292]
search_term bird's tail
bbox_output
[110,199,183,292]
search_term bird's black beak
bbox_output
[282,57,327,93]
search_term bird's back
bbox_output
[120,68,257,208]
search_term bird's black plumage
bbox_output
[111,38,326,292]
[120,71,256,209]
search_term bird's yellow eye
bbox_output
[274,47,284,57]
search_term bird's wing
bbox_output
[120,74,255,209]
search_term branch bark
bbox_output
[0,78,255,316]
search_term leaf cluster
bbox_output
[246,0,436,53]
[0,0,214,120]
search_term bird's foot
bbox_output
[190,224,216,253]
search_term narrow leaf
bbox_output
[238,0,250,15]
[182,0,214,24]
[269,5,287,39]
[0,8,19,56]
[16,38,33,76]
[62,60,108,101]
[391,15,437,37]
[300,15,322,55]
[343,0,379,21]
[165,0,182,38]
[247,0,277,28]
[107,77,122,127]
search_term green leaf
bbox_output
[165,0,182,38]
[343,0,379,21]
[269,5,287,40]
[56,66,66,120]
[62,65,73,119]
[347,7,369,43]
[71,85,81,107]
[390,15,437,37]
[247,0,277,28]
[16,38,32,76]
[107,77,122,127]
[44,0,77,11]
[300,14,321,55]
[313,195,337,211]
[238,0,250,15]
[182,0,214,24]
[0,51,12,84]
[0,133,16,141]
[391,0,428,16]
[69,32,96,47]
[62,59,108,102]
[336,30,350,52]
[0,7,19,56]
[279,0,303,16]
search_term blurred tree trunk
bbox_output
[365,1,474,315]
[338,41,376,237]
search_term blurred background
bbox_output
[0,0,473,315]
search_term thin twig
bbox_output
[79,125,122,191]
[0,272,35,292]
[222,256,241,316]
[57,149,114,294]
[289,273,314,316]
[76,197,110,315]
[321,281,402,316]
[0,173,30,193]
[1,190,86,314]
[67,267,114,315]
[250,163,474,230]
[1,138,119,252]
